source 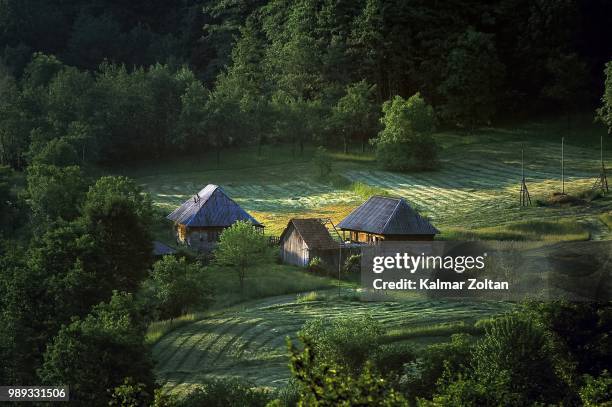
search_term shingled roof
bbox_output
[337,196,438,235]
[166,184,262,228]
[280,218,339,250]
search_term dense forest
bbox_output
[1,0,611,168]
[1,1,612,405]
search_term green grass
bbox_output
[382,320,482,343]
[206,263,348,309]
[349,181,390,199]
[295,291,320,303]
[147,313,202,345]
[600,211,612,230]
[152,294,512,394]
[440,218,591,241]
[118,117,612,241]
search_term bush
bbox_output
[288,337,408,406]
[371,342,416,377]
[520,300,612,377]
[342,254,361,274]
[470,315,567,405]
[307,256,324,273]
[373,93,438,171]
[580,371,612,406]
[400,334,472,401]
[178,378,273,407]
[140,256,212,320]
[299,314,383,373]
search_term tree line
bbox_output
[1,0,612,170]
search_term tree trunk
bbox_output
[362,134,367,153]
[257,137,262,156]
[299,139,304,156]
[343,136,348,154]
[238,267,245,296]
[216,146,221,167]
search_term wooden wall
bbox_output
[279,224,309,267]
[348,230,434,243]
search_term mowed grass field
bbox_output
[118,117,612,238]
[117,117,612,394]
[153,293,511,395]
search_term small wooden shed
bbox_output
[279,218,339,267]
[338,196,438,243]
[166,184,263,251]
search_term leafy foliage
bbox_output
[300,314,383,372]
[141,256,212,320]
[81,176,153,293]
[287,336,408,406]
[438,29,505,128]
[214,220,271,294]
[597,60,612,134]
[374,93,437,171]
[39,292,155,405]
[175,378,273,407]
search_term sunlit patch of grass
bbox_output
[600,212,612,230]
[349,181,390,199]
[440,218,590,241]
[382,321,481,343]
[296,291,319,303]
[207,263,349,309]
[146,313,201,345]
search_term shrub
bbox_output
[342,254,361,273]
[371,342,417,377]
[520,300,612,377]
[140,256,212,320]
[288,337,408,406]
[580,371,612,406]
[307,256,325,273]
[399,334,472,401]
[178,378,273,407]
[373,93,438,171]
[471,315,567,404]
[299,314,383,372]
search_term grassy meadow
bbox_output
[118,116,612,240]
[131,117,612,393]
[152,293,512,395]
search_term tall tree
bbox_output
[81,176,153,293]
[39,292,155,405]
[214,221,270,294]
[543,53,589,129]
[331,80,378,153]
[373,93,437,171]
[438,29,505,129]
[597,60,612,135]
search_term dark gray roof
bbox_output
[337,196,438,235]
[153,241,177,256]
[279,218,339,250]
[166,184,262,228]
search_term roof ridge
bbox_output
[380,198,403,234]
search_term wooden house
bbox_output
[338,196,438,243]
[167,184,263,250]
[279,218,339,267]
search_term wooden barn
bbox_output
[338,196,438,243]
[167,184,263,251]
[279,218,339,267]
